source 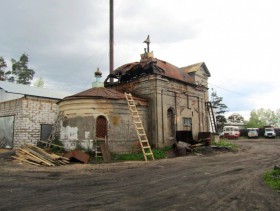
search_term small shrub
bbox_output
[213,140,238,151]
[263,169,280,190]
[49,137,65,153]
[152,146,172,159]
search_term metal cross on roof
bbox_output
[143,35,151,53]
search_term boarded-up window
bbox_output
[0,116,14,148]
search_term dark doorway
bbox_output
[167,108,175,138]
[40,124,52,141]
[0,115,14,148]
[96,116,108,138]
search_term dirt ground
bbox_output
[0,139,279,211]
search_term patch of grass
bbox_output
[152,148,168,159]
[112,146,172,161]
[112,152,144,161]
[263,169,280,190]
[213,139,238,151]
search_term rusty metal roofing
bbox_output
[180,62,211,77]
[105,58,196,85]
[60,87,146,103]
[62,87,126,101]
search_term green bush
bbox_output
[213,140,238,151]
[263,169,280,190]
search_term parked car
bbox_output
[247,128,258,138]
[264,127,276,138]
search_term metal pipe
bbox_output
[197,96,201,131]
[155,77,158,148]
[109,0,114,83]
[161,89,164,145]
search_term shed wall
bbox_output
[0,97,58,148]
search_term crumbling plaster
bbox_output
[58,98,149,152]
[106,74,209,148]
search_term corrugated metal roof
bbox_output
[0,81,70,99]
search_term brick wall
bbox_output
[0,97,59,148]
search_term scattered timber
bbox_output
[13,144,70,166]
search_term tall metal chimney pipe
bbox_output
[109,0,114,83]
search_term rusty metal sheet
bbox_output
[64,150,90,163]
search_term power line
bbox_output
[208,82,247,97]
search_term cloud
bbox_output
[0,0,279,114]
[0,0,111,93]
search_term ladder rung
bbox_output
[140,140,148,142]
[145,153,153,155]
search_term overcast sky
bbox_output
[1,0,279,119]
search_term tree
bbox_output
[210,88,228,131]
[11,53,35,85]
[228,113,244,123]
[0,57,7,81]
[33,77,44,88]
[246,108,280,128]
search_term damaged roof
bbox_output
[180,62,211,77]
[105,57,196,85]
[60,87,145,102]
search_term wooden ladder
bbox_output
[45,111,64,148]
[205,102,217,133]
[125,92,154,161]
[94,137,106,159]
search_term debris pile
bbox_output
[12,144,70,166]
[274,164,280,170]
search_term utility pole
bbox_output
[109,0,114,83]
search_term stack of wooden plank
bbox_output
[12,144,70,166]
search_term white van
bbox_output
[247,128,258,138]
[264,127,276,138]
[223,126,240,139]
